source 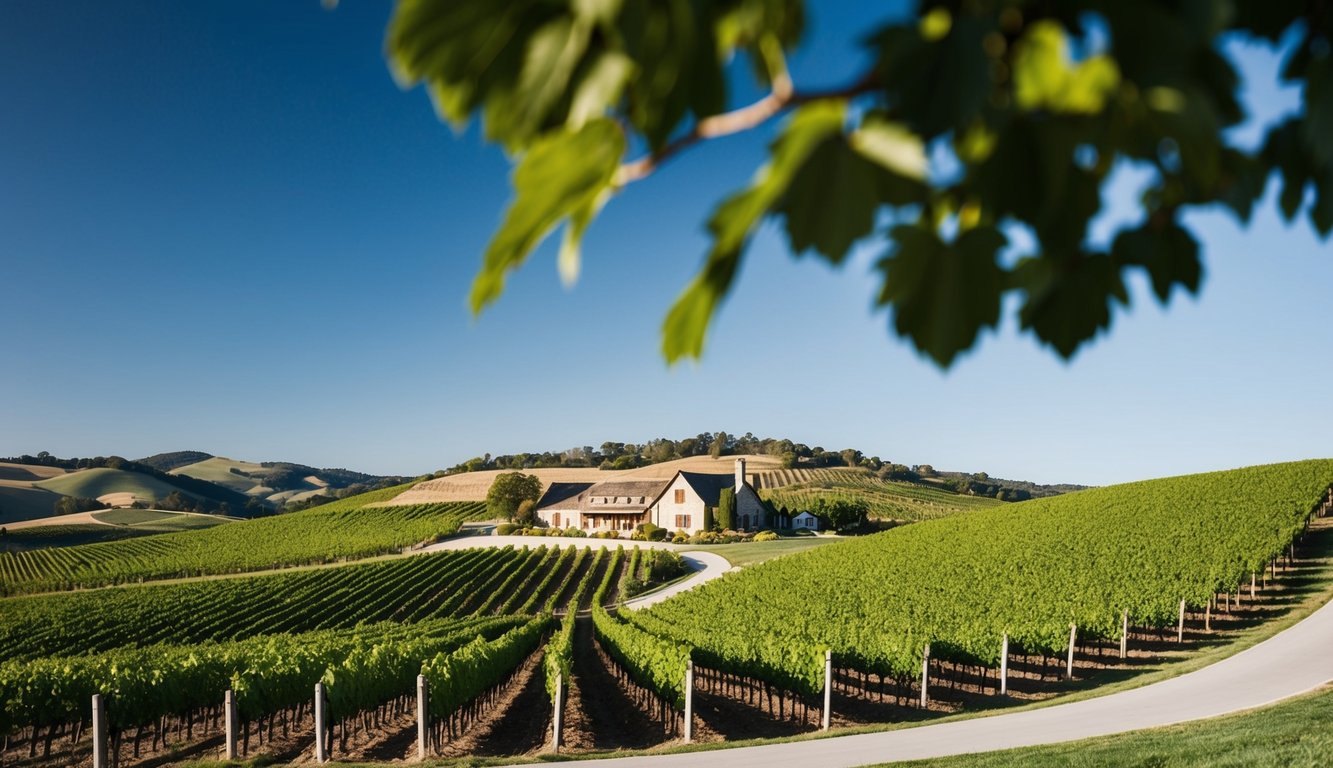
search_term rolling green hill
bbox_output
[169,454,399,507]
[33,467,205,506]
[168,456,280,495]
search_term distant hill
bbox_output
[165,455,404,508]
[34,468,213,508]
[136,451,214,472]
[1,454,255,521]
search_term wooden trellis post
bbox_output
[1119,610,1129,659]
[1000,634,1009,696]
[1177,599,1186,643]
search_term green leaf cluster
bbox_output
[386,1,1333,367]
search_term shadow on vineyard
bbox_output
[563,619,675,751]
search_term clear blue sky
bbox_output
[1,2,1328,486]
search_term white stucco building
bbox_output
[535,458,771,534]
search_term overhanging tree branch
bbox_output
[613,70,880,187]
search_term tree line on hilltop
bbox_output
[439,432,1083,501]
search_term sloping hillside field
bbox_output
[0,484,487,595]
[629,460,1333,693]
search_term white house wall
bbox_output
[651,474,708,532]
[537,509,583,529]
[651,475,773,533]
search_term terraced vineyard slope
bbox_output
[0,485,488,595]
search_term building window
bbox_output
[553,513,561,528]
[674,489,685,504]
[675,514,690,529]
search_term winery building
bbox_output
[534,458,770,534]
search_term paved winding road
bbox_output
[504,590,1333,767]
[419,535,733,609]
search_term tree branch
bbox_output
[612,71,880,187]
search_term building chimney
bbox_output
[734,458,746,491]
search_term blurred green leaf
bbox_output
[1112,221,1202,304]
[775,115,928,263]
[1015,253,1128,359]
[850,116,927,182]
[471,120,624,313]
[512,17,594,139]
[558,190,609,288]
[1013,21,1119,115]
[1312,168,1333,237]
[1299,53,1333,167]
[872,14,992,140]
[387,1,549,134]
[776,137,879,263]
[876,225,1007,368]
[622,2,727,151]
[663,101,845,362]
[568,52,635,129]
[972,117,1100,251]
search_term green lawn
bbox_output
[689,535,841,566]
[882,684,1333,768]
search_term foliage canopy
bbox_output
[486,471,544,521]
[386,1,1331,367]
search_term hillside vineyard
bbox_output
[0,543,639,757]
[0,492,489,595]
[0,545,608,660]
[634,461,1333,692]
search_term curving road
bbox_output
[418,534,734,609]
[495,590,1333,767]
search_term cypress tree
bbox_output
[717,488,735,530]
